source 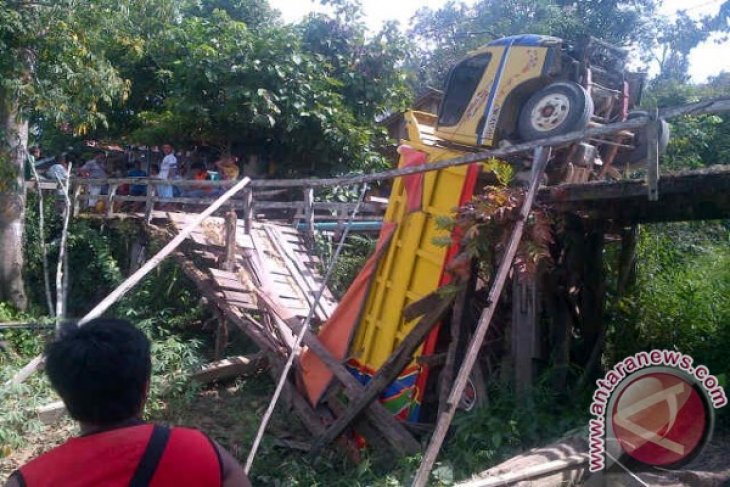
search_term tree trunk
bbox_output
[0,90,29,310]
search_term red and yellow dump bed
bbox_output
[298,111,483,421]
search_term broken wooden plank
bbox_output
[192,353,268,384]
[263,225,336,321]
[172,253,280,354]
[646,112,660,202]
[251,283,421,455]
[220,289,257,308]
[266,360,327,438]
[223,209,237,271]
[308,293,455,456]
[404,289,447,322]
[457,455,588,487]
[271,438,312,452]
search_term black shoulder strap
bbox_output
[129,425,172,487]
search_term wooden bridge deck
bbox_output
[540,165,730,223]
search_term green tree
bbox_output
[124,1,412,175]
[0,1,127,309]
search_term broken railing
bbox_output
[30,178,388,236]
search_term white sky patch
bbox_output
[269,0,729,83]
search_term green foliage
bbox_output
[454,186,553,281]
[316,233,375,299]
[72,0,413,176]
[407,0,658,90]
[644,73,730,171]
[605,222,730,380]
[441,383,588,479]
[0,0,129,134]
[0,304,58,457]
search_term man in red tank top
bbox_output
[5,319,250,487]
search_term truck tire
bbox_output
[614,110,671,167]
[517,82,593,141]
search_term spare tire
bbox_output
[517,82,593,141]
[614,110,671,167]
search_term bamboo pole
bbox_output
[7,177,252,385]
[28,162,54,316]
[55,163,73,328]
[412,147,552,487]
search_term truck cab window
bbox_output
[438,53,492,127]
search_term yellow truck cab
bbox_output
[434,34,662,181]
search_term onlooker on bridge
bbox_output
[128,160,148,197]
[184,162,214,198]
[157,143,178,201]
[46,153,69,184]
[215,155,240,181]
[79,150,108,210]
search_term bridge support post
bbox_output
[303,187,315,243]
[223,209,237,272]
[646,111,660,201]
[144,180,155,223]
[243,187,253,234]
[511,269,541,395]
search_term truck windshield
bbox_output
[438,53,491,127]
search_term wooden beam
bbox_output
[223,209,237,271]
[302,187,315,242]
[412,146,552,487]
[511,272,540,394]
[540,166,730,223]
[308,294,455,456]
[250,283,421,455]
[242,187,253,234]
[192,353,268,384]
[439,283,470,417]
[456,455,588,487]
[404,290,446,322]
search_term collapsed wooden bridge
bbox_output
[52,162,727,459]
[18,98,730,484]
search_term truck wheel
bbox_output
[613,111,671,167]
[517,82,593,141]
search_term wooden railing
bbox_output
[28,177,387,235]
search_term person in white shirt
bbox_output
[46,153,70,199]
[79,151,108,209]
[157,143,178,199]
[47,154,69,183]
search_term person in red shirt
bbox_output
[5,319,250,487]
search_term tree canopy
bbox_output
[60,0,413,175]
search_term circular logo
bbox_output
[611,370,711,467]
